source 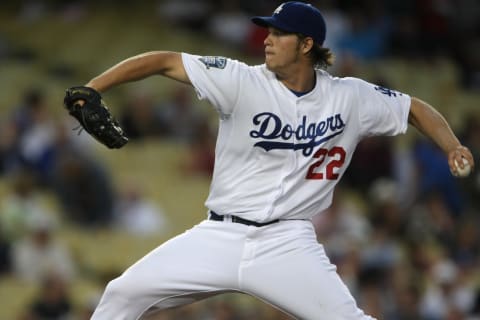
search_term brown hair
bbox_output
[297,34,335,69]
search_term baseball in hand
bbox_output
[453,158,471,177]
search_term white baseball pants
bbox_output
[91,219,375,320]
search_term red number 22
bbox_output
[306,146,346,180]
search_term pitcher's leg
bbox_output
[241,221,375,320]
[91,221,246,320]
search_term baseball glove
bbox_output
[64,86,128,149]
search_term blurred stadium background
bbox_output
[0,0,479,319]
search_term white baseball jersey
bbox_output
[92,53,403,320]
[182,53,411,222]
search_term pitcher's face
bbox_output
[263,27,302,73]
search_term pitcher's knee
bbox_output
[92,275,157,320]
[103,275,143,303]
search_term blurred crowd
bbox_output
[0,0,479,319]
[0,0,479,89]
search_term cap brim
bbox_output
[251,16,294,33]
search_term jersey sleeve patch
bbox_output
[374,85,403,97]
[199,56,227,69]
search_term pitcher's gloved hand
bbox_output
[64,86,128,149]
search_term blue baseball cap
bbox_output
[251,2,326,45]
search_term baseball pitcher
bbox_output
[64,2,474,319]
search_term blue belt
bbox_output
[209,211,279,227]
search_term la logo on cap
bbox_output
[274,3,285,15]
